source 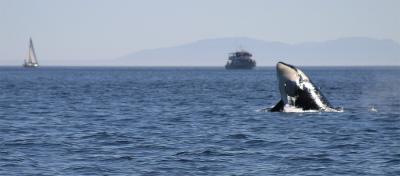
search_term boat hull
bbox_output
[225,60,256,70]
[23,63,39,68]
[225,64,255,70]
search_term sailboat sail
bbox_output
[24,37,39,67]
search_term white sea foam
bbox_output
[259,105,343,113]
[283,105,318,113]
[369,106,378,112]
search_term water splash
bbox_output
[369,106,378,112]
[259,105,343,113]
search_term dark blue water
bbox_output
[0,67,399,175]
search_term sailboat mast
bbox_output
[27,38,32,63]
[29,38,38,64]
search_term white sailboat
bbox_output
[23,37,39,68]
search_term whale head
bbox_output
[277,62,310,102]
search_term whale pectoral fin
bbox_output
[270,99,285,112]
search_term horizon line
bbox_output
[1,64,400,68]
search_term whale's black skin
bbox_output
[270,62,336,112]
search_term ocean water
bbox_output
[0,66,399,175]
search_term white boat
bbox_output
[23,37,39,68]
[225,50,256,69]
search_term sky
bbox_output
[1,0,399,65]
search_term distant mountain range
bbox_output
[118,37,400,66]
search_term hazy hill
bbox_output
[118,37,400,66]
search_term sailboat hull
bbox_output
[23,63,39,68]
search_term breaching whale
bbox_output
[270,62,338,112]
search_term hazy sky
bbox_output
[1,0,399,65]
